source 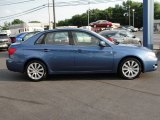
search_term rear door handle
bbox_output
[43,49,50,52]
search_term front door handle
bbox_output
[78,49,82,53]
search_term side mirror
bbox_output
[99,41,106,47]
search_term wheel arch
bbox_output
[24,58,49,73]
[117,56,144,72]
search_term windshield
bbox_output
[119,31,134,38]
[126,31,134,37]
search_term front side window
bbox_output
[73,32,99,46]
[44,32,69,45]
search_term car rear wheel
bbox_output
[119,58,141,79]
[26,60,47,81]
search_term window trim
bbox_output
[35,31,71,45]
[71,31,110,47]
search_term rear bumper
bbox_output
[6,58,24,73]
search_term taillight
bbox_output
[12,37,16,43]
[8,48,16,55]
[107,37,113,42]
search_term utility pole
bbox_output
[48,0,51,29]
[52,0,56,29]
[88,0,90,28]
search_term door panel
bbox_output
[72,31,114,72]
[73,45,113,71]
[34,31,75,71]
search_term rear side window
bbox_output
[45,32,69,45]
[36,34,45,44]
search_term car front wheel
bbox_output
[119,58,141,79]
[26,60,47,81]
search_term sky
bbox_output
[0,0,145,25]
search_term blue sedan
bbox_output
[6,28,158,81]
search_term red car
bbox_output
[89,20,112,27]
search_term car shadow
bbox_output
[46,73,123,82]
[0,69,124,82]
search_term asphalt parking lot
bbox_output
[0,35,160,120]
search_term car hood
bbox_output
[113,43,152,52]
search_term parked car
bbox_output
[11,31,40,43]
[99,30,141,45]
[9,35,16,43]
[0,34,11,50]
[6,28,157,81]
[122,26,139,32]
[139,27,143,31]
[15,32,28,42]
[89,20,112,27]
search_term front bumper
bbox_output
[143,58,158,72]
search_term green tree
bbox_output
[2,22,10,30]
[154,2,160,19]
[57,0,160,28]
[29,21,41,23]
[11,19,24,25]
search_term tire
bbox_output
[139,41,142,46]
[25,60,47,81]
[119,58,141,80]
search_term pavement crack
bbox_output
[95,80,160,97]
[0,95,45,105]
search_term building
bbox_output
[9,23,44,35]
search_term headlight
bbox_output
[147,52,156,58]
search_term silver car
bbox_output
[99,30,141,45]
[0,34,11,50]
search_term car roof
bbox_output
[38,28,96,35]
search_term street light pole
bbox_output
[129,5,130,26]
[132,9,135,27]
[52,0,56,29]
[88,0,90,28]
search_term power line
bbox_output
[0,4,46,19]
[0,0,36,6]
[0,5,47,21]
[0,0,124,21]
